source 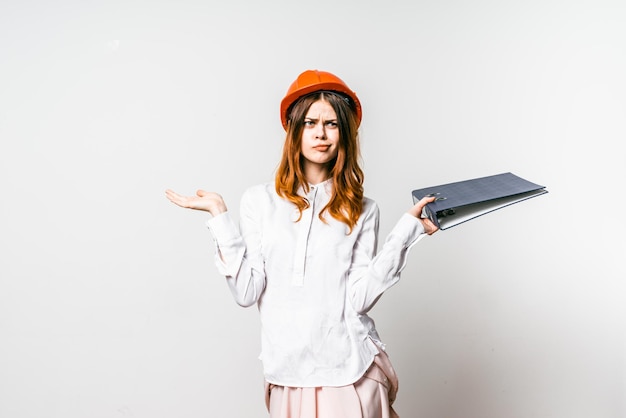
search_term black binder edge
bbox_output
[434,188,548,229]
[412,179,548,230]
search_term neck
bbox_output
[303,161,330,186]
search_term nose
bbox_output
[314,121,326,139]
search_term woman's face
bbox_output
[300,99,340,176]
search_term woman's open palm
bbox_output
[165,189,227,216]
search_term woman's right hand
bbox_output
[407,195,439,236]
[165,189,228,217]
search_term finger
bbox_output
[419,218,439,235]
[165,190,191,208]
[410,196,434,211]
[165,189,182,202]
[419,195,437,205]
[413,196,436,212]
[165,189,184,197]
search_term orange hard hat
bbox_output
[280,70,362,130]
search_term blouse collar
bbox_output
[298,178,333,197]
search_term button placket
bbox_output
[291,186,318,286]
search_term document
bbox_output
[411,172,548,230]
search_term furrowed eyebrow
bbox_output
[304,117,337,122]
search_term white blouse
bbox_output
[206,180,425,387]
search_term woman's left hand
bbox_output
[407,196,439,235]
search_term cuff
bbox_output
[386,213,426,249]
[206,211,239,243]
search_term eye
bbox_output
[303,120,315,127]
[325,121,338,128]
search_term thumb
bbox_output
[196,189,207,197]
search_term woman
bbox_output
[165,69,438,418]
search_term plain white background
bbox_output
[1,1,624,417]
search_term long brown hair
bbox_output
[275,91,364,233]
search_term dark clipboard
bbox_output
[411,172,548,230]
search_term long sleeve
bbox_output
[347,203,425,314]
[206,189,266,307]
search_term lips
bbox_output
[313,145,331,151]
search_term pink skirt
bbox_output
[264,347,400,418]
